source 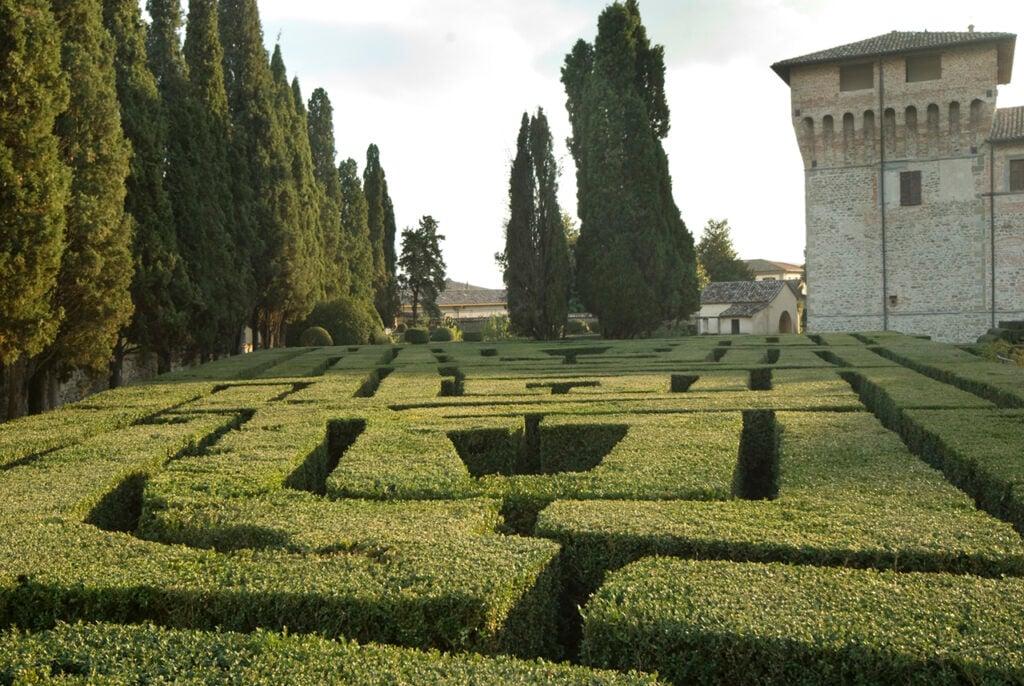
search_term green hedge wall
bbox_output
[582,558,1024,685]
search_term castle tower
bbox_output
[772,31,1024,342]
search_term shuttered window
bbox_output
[1011,159,1024,192]
[900,171,922,206]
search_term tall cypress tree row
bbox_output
[182,0,250,357]
[0,0,70,366]
[307,87,350,301]
[562,0,698,337]
[338,158,376,307]
[103,0,189,382]
[27,0,134,413]
[219,0,295,348]
[364,144,399,327]
[0,0,71,417]
[504,109,570,340]
[266,45,320,338]
[505,113,536,335]
[530,109,571,340]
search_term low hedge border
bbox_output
[0,621,660,684]
[581,558,1024,685]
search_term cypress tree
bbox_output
[0,0,70,367]
[103,0,189,382]
[182,0,250,357]
[338,158,375,306]
[364,144,399,327]
[27,0,134,413]
[0,0,71,417]
[267,45,321,335]
[562,0,698,337]
[307,87,350,301]
[504,109,570,340]
[219,0,295,348]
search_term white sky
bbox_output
[171,1,1024,288]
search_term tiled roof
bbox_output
[771,30,1016,84]
[744,259,804,275]
[991,106,1024,143]
[720,302,770,318]
[701,280,786,306]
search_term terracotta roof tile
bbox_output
[701,280,786,306]
[991,106,1024,143]
[772,30,1016,84]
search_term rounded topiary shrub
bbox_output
[299,326,334,347]
[430,326,457,342]
[462,331,484,342]
[404,327,430,344]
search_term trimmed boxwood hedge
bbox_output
[582,558,1024,685]
[0,621,660,684]
[2,333,1022,678]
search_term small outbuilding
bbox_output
[698,281,801,335]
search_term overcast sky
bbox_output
[179,1,1024,288]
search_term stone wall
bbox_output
[790,41,1024,342]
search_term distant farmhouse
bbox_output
[399,279,507,323]
[698,280,802,335]
[744,259,805,284]
[773,30,1024,342]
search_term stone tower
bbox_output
[772,31,1024,342]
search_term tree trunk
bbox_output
[109,337,126,389]
[4,357,32,420]
[27,363,56,416]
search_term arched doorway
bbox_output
[778,311,793,334]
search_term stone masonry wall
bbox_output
[790,41,1023,342]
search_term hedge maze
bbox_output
[1,333,1023,683]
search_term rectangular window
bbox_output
[906,54,941,82]
[1011,159,1024,191]
[900,171,922,206]
[731,319,741,335]
[840,63,874,91]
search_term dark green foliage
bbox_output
[430,327,457,342]
[748,367,773,390]
[104,0,190,380]
[397,216,447,324]
[504,110,571,340]
[179,0,251,358]
[300,327,334,347]
[463,332,485,343]
[731,409,779,500]
[562,1,699,337]
[0,0,70,369]
[404,328,430,345]
[697,218,753,283]
[307,88,351,302]
[294,298,384,346]
[365,144,399,326]
[219,0,304,348]
[338,158,376,307]
[26,0,134,413]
